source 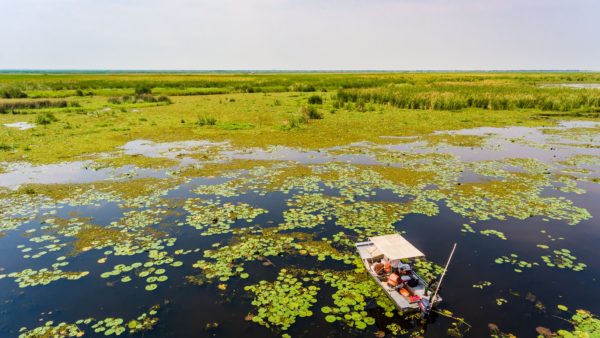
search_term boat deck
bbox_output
[356,241,441,311]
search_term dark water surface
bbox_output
[0,123,599,337]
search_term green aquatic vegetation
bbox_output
[559,154,600,167]
[333,201,398,237]
[319,271,390,328]
[468,161,510,178]
[282,191,438,238]
[541,248,587,271]
[16,183,119,205]
[116,179,183,208]
[183,198,267,235]
[461,224,476,233]
[0,191,57,233]
[72,225,133,253]
[93,154,180,169]
[290,238,355,263]
[279,206,326,231]
[554,174,586,195]
[110,208,166,230]
[386,322,409,336]
[100,249,179,290]
[480,229,507,240]
[18,304,160,337]
[504,158,554,176]
[90,317,127,335]
[556,309,600,338]
[244,269,319,331]
[418,133,487,148]
[18,321,84,338]
[444,174,591,225]
[472,281,492,289]
[545,126,600,145]
[368,150,463,189]
[75,221,174,257]
[0,265,89,288]
[193,230,296,281]
[413,259,444,282]
[494,254,538,273]
[193,180,241,197]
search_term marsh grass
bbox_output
[300,106,323,120]
[336,85,600,112]
[196,115,217,126]
[1,88,28,99]
[35,112,58,125]
[0,143,16,151]
[108,94,172,105]
[1,72,600,164]
[307,95,323,104]
[0,100,68,112]
[134,85,152,95]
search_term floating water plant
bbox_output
[0,265,89,288]
[472,281,492,289]
[541,249,587,271]
[494,254,538,273]
[184,198,267,236]
[244,269,319,331]
[18,304,161,337]
[480,229,507,240]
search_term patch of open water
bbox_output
[0,122,599,337]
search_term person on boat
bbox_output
[383,258,391,273]
[372,262,385,276]
[397,263,411,275]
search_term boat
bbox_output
[355,233,456,317]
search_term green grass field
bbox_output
[1,72,599,164]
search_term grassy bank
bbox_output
[1,72,599,164]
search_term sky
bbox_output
[0,0,599,70]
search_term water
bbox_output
[0,122,599,337]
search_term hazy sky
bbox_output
[1,0,598,70]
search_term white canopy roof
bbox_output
[368,234,425,260]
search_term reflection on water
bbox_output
[540,83,600,89]
[0,122,599,338]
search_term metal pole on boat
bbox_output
[429,242,457,304]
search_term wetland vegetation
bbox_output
[0,72,599,337]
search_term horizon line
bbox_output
[0,69,598,74]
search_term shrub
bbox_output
[134,85,152,95]
[0,100,67,110]
[23,187,36,195]
[135,94,156,102]
[307,95,323,104]
[107,94,172,104]
[1,88,28,99]
[157,95,172,103]
[35,112,58,125]
[282,115,308,130]
[196,115,217,126]
[288,83,316,92]
[299,106,323,119]
[0,143,15,151]
[75,89,84,96]
[108,97,122,104]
